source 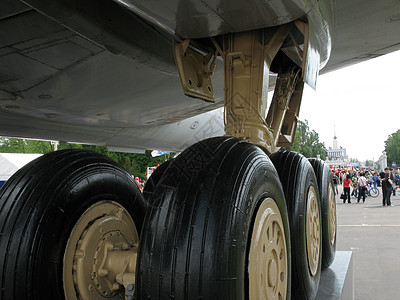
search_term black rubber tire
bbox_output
[308,158,337,269]
[270,150,322,300]
[0,149,147,299]
[136,137,291,300]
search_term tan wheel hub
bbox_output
[64,201,139,299]
[328,183,336,245]
[306,186,321,276]
[249,198,288,300]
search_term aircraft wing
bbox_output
[0,0,399,152]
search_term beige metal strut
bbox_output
[221,26,304,154]
[174,23,307,154]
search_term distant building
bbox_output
[325,127,349,167]
[378,151,387,170]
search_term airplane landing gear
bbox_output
[0,20,337,300]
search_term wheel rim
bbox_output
[249,198,288,300]
[328,183,336,245]
[64,201,139,299]
[306,186,320,276]
[370,188,378,197]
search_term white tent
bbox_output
[0,153,42,182]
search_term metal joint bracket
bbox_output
[174,40,216,102]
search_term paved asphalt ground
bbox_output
[335,185,400,300]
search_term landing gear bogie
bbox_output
[1,144,336,300]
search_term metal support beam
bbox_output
[266,65,303,149]
[222,25,304,154]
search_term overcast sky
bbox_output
[299,50,400,162]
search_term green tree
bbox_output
[365,160,375,167]
[0,137,170,180]
[290,120,326,159]
[0,137,53,153]
[57,144,169,180]
[385,129,400,166]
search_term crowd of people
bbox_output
[132,165,400,206]
[332,167,400,206]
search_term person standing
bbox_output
[357,172,367,203]
[390,168,397,196]
[333,173,339,195]
[372,172,379,190]
[134,177,140,187]
[351,173,358,196]
[380,168,393,206]
[342,174,353,203]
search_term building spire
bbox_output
[333,125,338,149]
[334,124,337,140]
